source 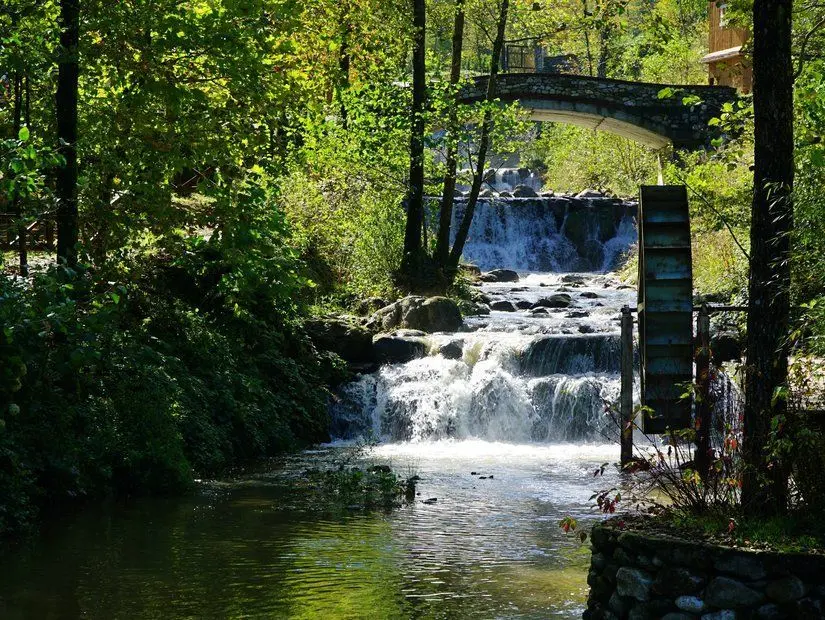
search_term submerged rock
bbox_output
[479,269,520,283]
[439,340,464,360]
[490,300,517,312]
[533,293,572,309]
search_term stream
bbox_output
[0,192,639,619]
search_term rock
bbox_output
[490,300,517,312]
[561,274,587,284]
[460,264,482,278]
[794,598,824,618]
[580,291,600,299]
[591,553,608,570]
[394,329,427,337]
[765,576,806,603]
[480,269,520,283]
[439,340,464,360]
[368,296,463,333]
[453,188,464,197]
[513,184,539,197]
[480,188,497,198]
[540,191,555,198]
[472,303,491,315]
[577,188,606,198]
[423,497,437,504]
[357,297,389,315]
[534,293,573,308]
[700,611,736,620]
[609,592,631,617]
[755,604,784,620]
[305,317,374,364]
[578,325,595,334]
[567,310,590,318]
[528,308,550,316]
[498,190,513,198]
[662,614,695,620]
[616,567,654,602]
[676,595,706,614]
[515,300,533,310]
[714,554,768,581]
[373,334,427,364]
[654,567,706,597]
[705,576,765,609]
[711,331,742,363]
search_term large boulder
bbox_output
[305,316,374,364]
[367,296,463,334]
[356,296,389,316]
[513,184,539,198]
[479,269,520,283]
[373,334,427,364]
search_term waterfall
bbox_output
[330,194,641,445]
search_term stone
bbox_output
[479,188,496,198]
[562,274,587,284]
[528,307,550,316]
[713,554,768,581]
[533,293,572,309]
[479,269,520,283]
[662,614,696,620]
[653,567,706,596]
[705,576,765,609]
[794,597,824,619]
[577,188,606,198]
[513,184,539,197]
[460,264,482,278]
[472,303,491,316]
[765,576,805,603]
[498,190,513,198]
[373,334,427,364]
[490,300,517,312]
[591,553,608,570]
[616,567,654,602]
[515,300,533,309]
[608,592,631,616]
[700,611,736,620]
[305,316,374,364]
[567,310,590,318]
[754,604,784,620]
[367,296,463,333]
[580,291,600,299]
[676,595,706,614]
[439,340,464,360]
[357,297,389,315]
[578,325,595,334]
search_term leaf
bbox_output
[18,126,30,142]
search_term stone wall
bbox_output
[586,522,825,619]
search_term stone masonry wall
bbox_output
[585,523,825,620]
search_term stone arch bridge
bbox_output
[458,73,737,149]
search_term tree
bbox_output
[435,0,466,267]
[402,0,427,267]
[741,0,795,517]
[448,0,510,270]
[55,0,79,267]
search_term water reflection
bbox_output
[0,441,617,619]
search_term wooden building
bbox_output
[701,1,751,92]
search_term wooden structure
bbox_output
[701,1,751,92]
[637,186,694,433]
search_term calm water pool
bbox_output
[0,441,618,619]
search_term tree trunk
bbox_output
[448,0,509,270]
[741,0,794,517]
[435,0,466,267]
[56,0,80,268]
[402,0,427,265]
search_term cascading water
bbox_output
[330,195,641,445]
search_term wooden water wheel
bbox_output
[637,185,694,433]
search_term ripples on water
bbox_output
[0,441,618,619]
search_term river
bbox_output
[0,192,638,619]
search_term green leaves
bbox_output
[17,127,29,142]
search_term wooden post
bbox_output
[695,303,711,478]
[621,305,634,466]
